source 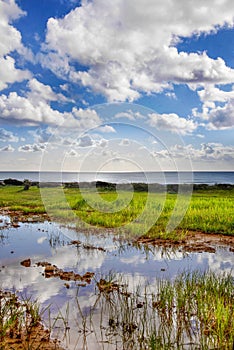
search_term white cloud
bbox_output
[115,110,145,121]
[0,56,31,91]
[198,85,234,104]
[78,134,94,147]
[27,78,69,104]
[0,0,25,56]
[154,143,234,162]
[98,138,108,148]
[67,149,77,156]
[206,101,234,130]
[0,0,31,90]
[59,83,69,91]
[0,144,14,152]
[148,113,197,135]
[72,107,101,130]
[194,85,234,129]
[115,111,137,121]
[0,91,64,126]
[29,128,52,143]
[0,80,101,128]
[166,92,177,100]
[18,143,46,152]
[0,128,18,142]
[119,138,130,146]
[97,125,116,133]
[42,0,234,101]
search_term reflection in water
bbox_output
[0,216,233,349]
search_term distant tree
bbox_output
[23,179,31,190]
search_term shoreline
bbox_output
[1,207,234,253]
[1,178,234,189]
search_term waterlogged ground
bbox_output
[0,214,233,349]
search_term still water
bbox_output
[0,216,233,349]
[0,171,234,184]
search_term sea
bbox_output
[0,171,233,184]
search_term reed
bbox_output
[93,270,234,349]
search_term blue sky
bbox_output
[0,0,234,172]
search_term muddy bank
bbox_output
[36,261,95,284]
[2,324,64,350]
[136,231,234,253]
[0,290,64,350]
[0,208,49,227]
[1,208,234,253]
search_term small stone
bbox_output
[20,259,31,267]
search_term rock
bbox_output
[20,259,31,267]
[69,240,82,246]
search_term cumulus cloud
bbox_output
[0,128,18,142]
[153,143,234,162]
[29,128,52,143]
[77,134,94,147]
[206,101,234,130]
[166,92,177,100]
[0,144,14,152]
[18,143,46,152]
[0,79,101,128]
[0,56,31,91]
[148,113,197,135]
[115,110,145,121]
[41,0,234,101]
[98,138,108,148]
[119,138,130,146]
[0,0,31,90]
[27,78,70,104]
[72,107,101,130]
[0,91,64,126]
[67,149,77,156]
[97,125,116,133]
[0,0,25,56]
[193,85,234,129]
[198,85,234,105]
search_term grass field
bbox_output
[0,185,233,236]
[0,186,233,349]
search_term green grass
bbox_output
[0,290,42,346]
[0,185,233,236]
[0,290,64,349]
[95,271,234,349]
[0,186,45,214]
[2,270,233,349]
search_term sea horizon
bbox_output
[0,170,233,185]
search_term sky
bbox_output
[0,0,234,172]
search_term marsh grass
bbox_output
[1,271,233,349]
[0,186,233,236]
[0,290,66,350]
[94,271,234,349]
[0,290,45,349]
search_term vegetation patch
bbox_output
[95,271,234,349]
[0,290,63,350]
[0,185,233,238]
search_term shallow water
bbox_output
[0,216,233,349]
